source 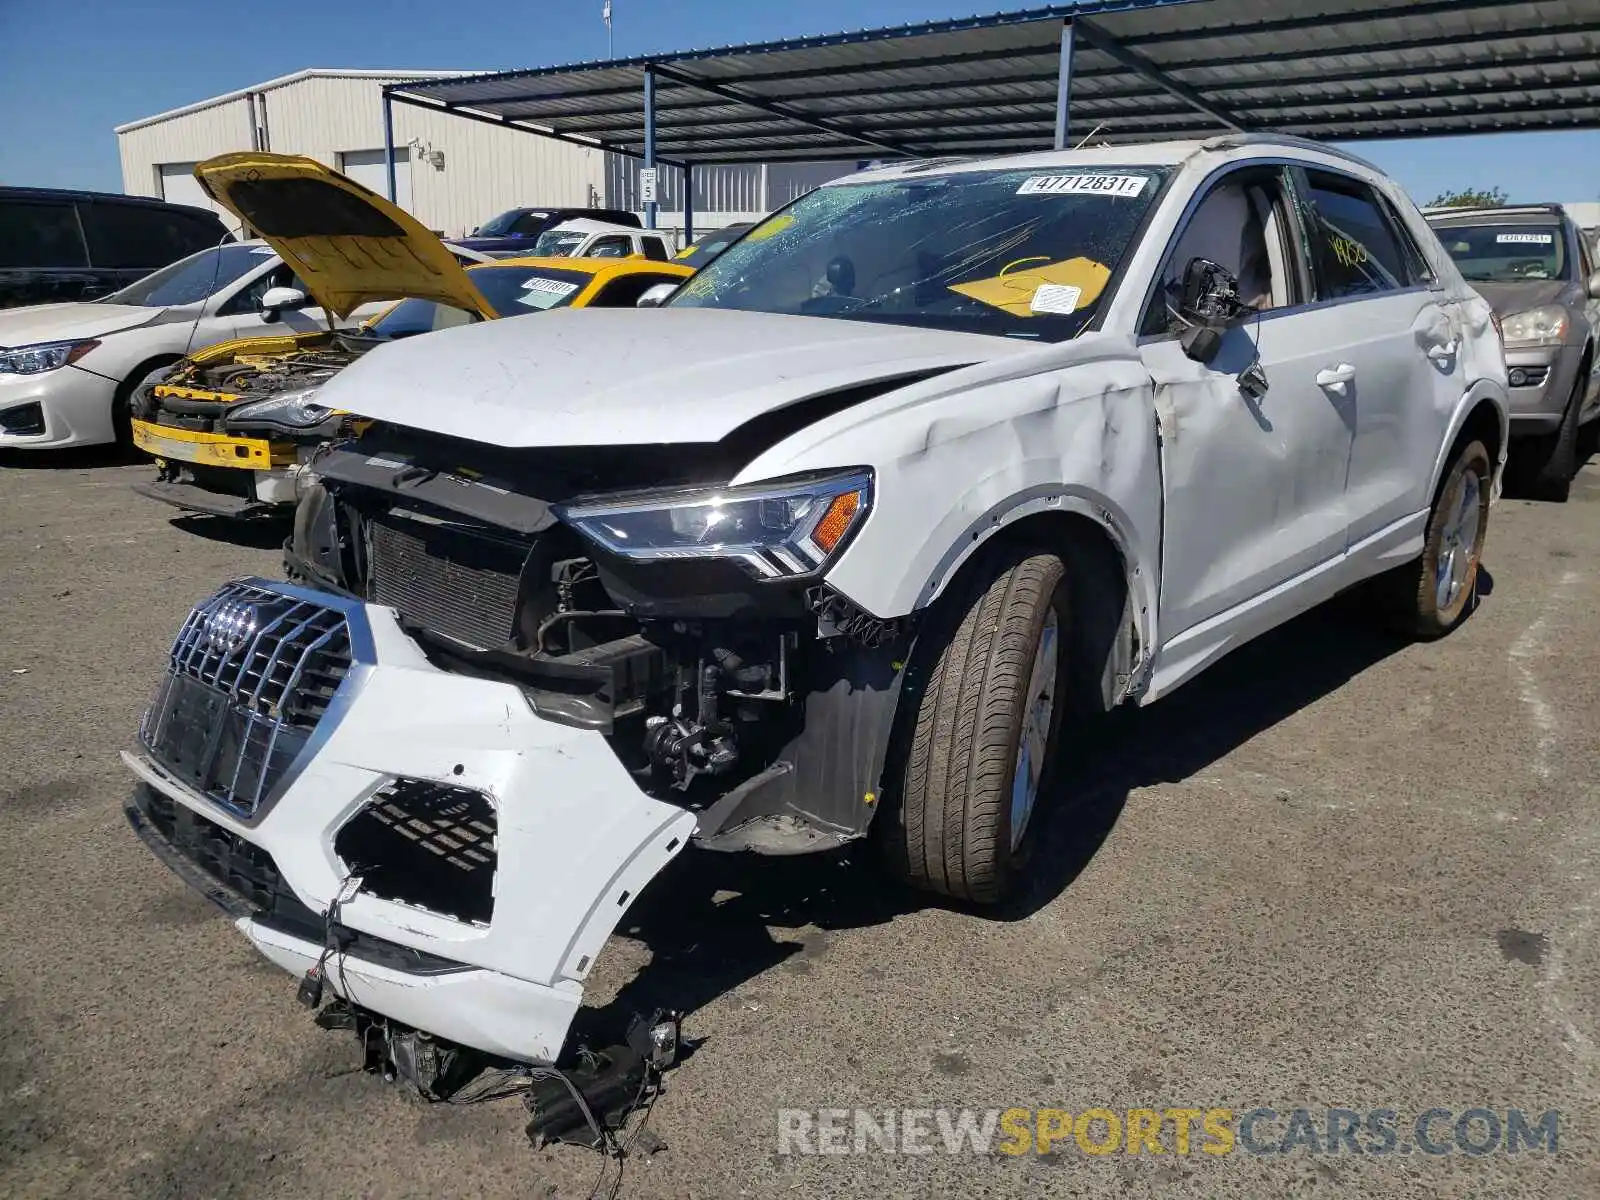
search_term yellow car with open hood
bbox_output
[130,152,692,517]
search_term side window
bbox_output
[1142,168,1300,336]
[589,273,676,308]
[0,200,88,268]
[79,204,166,269]
[588,236,632,259]
[1297,170,1412,300]
[640,236,670,262]
[1574,222,1594,280]
[1378,197,1438,288]
[220,263,302,315]
[168,211,229,255]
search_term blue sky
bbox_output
[2,0,1597,206]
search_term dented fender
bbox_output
[735,333,1163,638]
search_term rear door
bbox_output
[1289,167,1460,549]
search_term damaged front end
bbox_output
[124,422,914,1070]
[130,335,367,517]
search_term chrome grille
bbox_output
[140,581,353,817]
[367,512,527,650]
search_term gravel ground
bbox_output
[1,448,1597,1200]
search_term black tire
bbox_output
[881,545,1069,905]
[1578,412,1600,465]
[1389,439,1492,639]
[112,360,176,448]
[1518,371,1583,502]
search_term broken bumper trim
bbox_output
[124,579,699,1064]
[126,781,468,976]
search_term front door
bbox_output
[1141,166,1356,643]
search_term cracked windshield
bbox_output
[671,166,1170,340]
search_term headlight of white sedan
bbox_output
[0,339,100,374]
[1500,305,1569,347]
[557,469,872,580]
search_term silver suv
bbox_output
[1429,204,1600,501]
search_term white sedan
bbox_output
[0,240,488,450]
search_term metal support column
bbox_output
[382,91,398,203]
[643,66,658,230]
[682,163,694,244]
[1053,20,1075,150]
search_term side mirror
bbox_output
[1176,258,1253,364]
[1588,270,1600,300]
[636,283,679,309]
[259,286,308,323]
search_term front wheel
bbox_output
[1390,439,1492,639]
[112,361,174,447]
[1515,371,1583,502]
[881,546,1069,905]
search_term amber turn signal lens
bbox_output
[811,490,862,554]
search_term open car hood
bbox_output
[194,152,494,320]
[314,307,1031,447]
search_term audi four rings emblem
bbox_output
[203,600,260,654]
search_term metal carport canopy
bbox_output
[384,0,1600,168]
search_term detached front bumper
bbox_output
[123,577,696,1064]
[131,419,304,514]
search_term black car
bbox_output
[451,206,641,255]
[0,187,233,309]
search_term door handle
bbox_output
[1426,341,1458,363]
[1316,364,1356,390]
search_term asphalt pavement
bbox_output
[1,448,1596,1199]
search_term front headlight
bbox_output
[557,469,872,580]
[0,339,99,375]
[1500,305,1569,346]
[223,387,334,432]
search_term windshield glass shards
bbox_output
[670,167,1170,340]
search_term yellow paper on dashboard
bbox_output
[948,257,1111,317]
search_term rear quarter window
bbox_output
[0,199,89,269]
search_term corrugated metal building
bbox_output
[115,69,856,245]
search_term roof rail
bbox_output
[1199,132,1381,172]
[1427,203,1565,216]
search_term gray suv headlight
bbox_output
[556,468,872,580]
[1500,305,1568,346]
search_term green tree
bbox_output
[1428,186,1510,208]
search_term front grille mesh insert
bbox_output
[367,512,527,651]
[140,581,352,817]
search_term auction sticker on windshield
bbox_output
[516,276,582,309]
[1497,232,1554,244]
[1017,174,1148,198]
[1030,283,1083,314]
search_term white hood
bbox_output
[0,302,165,347]
[315,308,1029,447]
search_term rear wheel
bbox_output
[881,546,1068,905]
[1388,439,1492,639]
